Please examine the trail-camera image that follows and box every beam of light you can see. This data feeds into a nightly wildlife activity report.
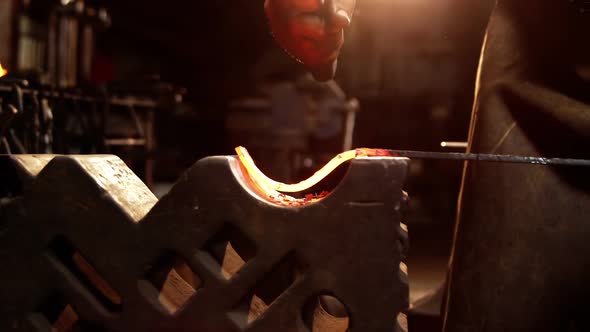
[0,62,7,78]
[235,146,393,194]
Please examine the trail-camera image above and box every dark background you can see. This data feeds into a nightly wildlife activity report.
[99,1,494,229]
[98,0,494,163]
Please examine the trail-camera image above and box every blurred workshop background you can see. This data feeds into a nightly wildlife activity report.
[0,0,495,315]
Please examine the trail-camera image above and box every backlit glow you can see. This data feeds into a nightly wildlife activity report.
[0,62,7,78]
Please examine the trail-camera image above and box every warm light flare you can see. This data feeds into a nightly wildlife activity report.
[235,146,394,195]
[0,62,7,78]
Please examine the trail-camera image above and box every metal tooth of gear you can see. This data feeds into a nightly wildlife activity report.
[395,191,410,261]
[0,154,410,332]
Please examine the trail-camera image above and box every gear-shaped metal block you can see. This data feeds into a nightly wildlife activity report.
[0,153,409,332]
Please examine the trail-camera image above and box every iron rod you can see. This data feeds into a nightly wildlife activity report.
[387,150,590,167]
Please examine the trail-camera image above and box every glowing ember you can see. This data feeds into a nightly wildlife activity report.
[0,62,7,78]
[235,146,395,198]
[264,191,330,207]
[356,148,393,157]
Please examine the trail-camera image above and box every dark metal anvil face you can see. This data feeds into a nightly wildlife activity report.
[0,153,409,332]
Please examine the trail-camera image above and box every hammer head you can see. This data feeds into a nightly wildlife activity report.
[265,0,356,81]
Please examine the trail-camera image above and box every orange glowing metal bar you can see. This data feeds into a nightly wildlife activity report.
[0,62,7,78]
[235,146,392,194]
[236,146,355,193]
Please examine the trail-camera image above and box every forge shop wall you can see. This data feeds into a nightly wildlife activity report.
[0,0,15,68]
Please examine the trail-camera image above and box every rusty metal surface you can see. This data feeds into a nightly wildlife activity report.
[0,153,409,332]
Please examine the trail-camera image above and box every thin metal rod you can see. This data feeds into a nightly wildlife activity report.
[440,141,468,149]
[387,150,590,167]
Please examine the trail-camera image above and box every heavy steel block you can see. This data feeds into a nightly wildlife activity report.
[0,153,409,332]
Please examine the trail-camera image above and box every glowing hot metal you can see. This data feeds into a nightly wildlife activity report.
[235,146,394,194]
